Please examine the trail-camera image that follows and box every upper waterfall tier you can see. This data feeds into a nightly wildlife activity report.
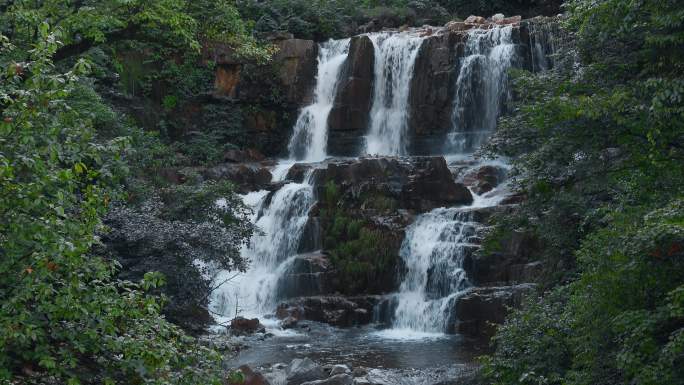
[364,32,426,156]
[446,25,518,154]
[288,39,351,162]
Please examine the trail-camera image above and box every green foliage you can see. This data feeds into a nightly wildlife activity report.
[483,1,684,384]
[320,182,398,294]
[237,0,451,40]
[0,28,232,384]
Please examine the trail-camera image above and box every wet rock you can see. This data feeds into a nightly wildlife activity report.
[401,157,473,210]
[281,316,299,329]
[230,317,266,336]
[444,21,473,32]
[453,284,535,338]
[276,296,380,327]
[327,36,375,155]
[409,33,466,152]
[286,163,314,183]
[277,253,335,298]
[287,358,327,385]
[329,365,351,376]
[461,165,507,194]
[352,368,368,378]
[302,374,353,385]
[237,365,271,385]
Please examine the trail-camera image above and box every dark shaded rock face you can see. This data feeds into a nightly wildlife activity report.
[401,157,473,210]
[203,163,273,193]
[327,36,375,155]
[313,157,472,211]
[275,39,320,105]
[408,32,466,154]
[276,296,381,327]
[452,284,535,338]
[276,253,335,298]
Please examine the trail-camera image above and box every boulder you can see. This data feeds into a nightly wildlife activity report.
[444,21,473,33]
[276,296,380,327]
[461,165,507,194]
[236,365,271,385]
[491,13,505,22]
[453,284,535,338]
[329,365,351,376]
[464,15,486,24]
[401,157,473,211]
[287,358,327,385]
[302,374,353,385]
[230,317,266,336]
[500,15,522,25]
[276,253,335,298]
[327,36,375,155]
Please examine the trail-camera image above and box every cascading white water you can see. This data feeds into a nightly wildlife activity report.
[365,32,425,156]
[447,25,517,153]
[378,208,479,337]
[210,173,315,325]
[288,39,350,162]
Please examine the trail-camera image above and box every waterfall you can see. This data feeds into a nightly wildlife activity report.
[528,18,560,73]
[365,32,425,156]
[447,25,518,153]
[288,39,350,162]
[210,173,315,325]
[377,208,480,336]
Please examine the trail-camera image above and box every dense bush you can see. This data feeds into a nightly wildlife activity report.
[482,0,684,384]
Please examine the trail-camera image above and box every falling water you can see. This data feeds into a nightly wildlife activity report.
[288,39,351,162]
[528,18,560,73]
[210,173,315,324]
[447,25,518,153]
[377,208,480,337]
[365,32,425,156]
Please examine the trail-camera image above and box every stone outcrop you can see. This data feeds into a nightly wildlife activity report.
[230,317,266,336]
[452,284,535,338]
[287,358,327,385]
[204,162,273,193]
[276,296,380,327]
[327,36,375,155]
[276,253,335,298]
[408,32,465,153]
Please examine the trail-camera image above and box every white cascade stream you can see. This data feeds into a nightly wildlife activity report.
[365,32,425,156]
[209,24,535,339]
[447,25,517,153]
[210,173,315,328]
[288,39,350,162]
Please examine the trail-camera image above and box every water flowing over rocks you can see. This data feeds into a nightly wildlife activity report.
[198,13,563,382]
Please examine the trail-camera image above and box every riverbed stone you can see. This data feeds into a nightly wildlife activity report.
[329,364,351,376]
[287,358,327,385]
[236,365,271,385]
[302,374,353,385]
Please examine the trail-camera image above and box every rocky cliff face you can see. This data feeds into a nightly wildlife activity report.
[327,36,376,155]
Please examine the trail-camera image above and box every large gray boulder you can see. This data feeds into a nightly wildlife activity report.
[287,358,327,385]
